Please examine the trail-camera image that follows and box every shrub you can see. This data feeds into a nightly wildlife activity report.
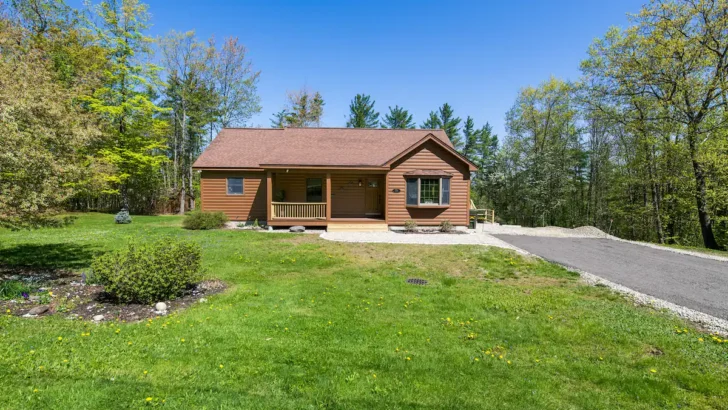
[439,219,453,233]
[404,219,417,232]
[183,211,228,230]
[115,209,132,224]
[0,280,33,300]
[91,238,204,303]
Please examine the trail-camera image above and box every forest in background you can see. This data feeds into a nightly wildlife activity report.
[0,0,726,250]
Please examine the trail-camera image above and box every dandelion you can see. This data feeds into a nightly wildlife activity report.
[698,338,704,342]
[372,374,377,378]
[146,397,153,402]
[115,329,121,334]
[650,369,657,373]
[33,389,38,393]
[48,291,54,297]
[57,336,63,341]
[406,357,411,361]
[180,338,185,343]
[128,342,133,346]
[219,364,224,369]
[535,359,540,363]
[144,370,148,375]
[474,358,479,362]
[599,357,604,361]
[507,360,512,364]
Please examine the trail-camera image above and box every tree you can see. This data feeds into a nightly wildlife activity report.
[579,0,728,249]
[0,14,99,229]
[211,36,261,129]
[277,88,325,127]
[345,94,379,128]
[381,105,414,129]
[462,116,478,159]
[420,111,441,129]
[270,110,286,128]
[83,0,167,212]
[160,30,218,214]
[437,103,462,149]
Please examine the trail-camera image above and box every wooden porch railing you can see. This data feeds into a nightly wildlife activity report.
[271,202,327,219]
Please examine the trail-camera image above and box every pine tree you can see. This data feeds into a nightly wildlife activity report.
[346,94,379,128]
[462,116,478,158]
[437,103,462,149]
[420,111,441,129]
[381,105,414,129]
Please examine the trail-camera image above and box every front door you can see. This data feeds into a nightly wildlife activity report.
[365,178,383,215]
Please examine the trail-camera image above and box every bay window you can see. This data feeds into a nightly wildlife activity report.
[405,177,451,206]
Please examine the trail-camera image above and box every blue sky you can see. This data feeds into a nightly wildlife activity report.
[103,0,643,137]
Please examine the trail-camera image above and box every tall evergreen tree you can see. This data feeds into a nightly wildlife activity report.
[381,105,414,129]
[346,94,379,128]
[462,116,478,158]
[437,103,462,149]
[278,89,325,127]
[420,111,441,129]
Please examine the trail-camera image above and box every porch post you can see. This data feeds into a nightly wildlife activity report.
[266,171,273,222]
[326,172,332,221]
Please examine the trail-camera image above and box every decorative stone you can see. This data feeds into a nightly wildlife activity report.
[154,302,167,312]
[29,295,40,302]
[289,226,305,233]
[93,314,104,322]
[27,305,49,315]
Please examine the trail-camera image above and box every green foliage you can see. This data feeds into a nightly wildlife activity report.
[345,94,379,128]
[437,103,462,148]
[420,111,441,129]
[404,219,417,232]
[114,209,132,224]
[275,89,325,127]
[439,219,453,233]
[90,238,204,303]
[0,280,33,300]
[182,211,228,230]
[381,105,415,129]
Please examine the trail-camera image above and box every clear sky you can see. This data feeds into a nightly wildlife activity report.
[100,0,645,137]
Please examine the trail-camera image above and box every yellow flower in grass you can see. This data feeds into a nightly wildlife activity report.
[128,342,133,346]
[698,338,704,342]
[507,360,512,365]
[33,389,38,393]
[406,357,411,361]
[143,370,148,375]
[219,364,224,369]
[372,374,376,378]
[650,369,657,373]
[146,397,153,402]
[180,338,185,343]
[57,336,63,341]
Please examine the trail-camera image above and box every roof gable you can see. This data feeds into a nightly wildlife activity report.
[192,127,472,169]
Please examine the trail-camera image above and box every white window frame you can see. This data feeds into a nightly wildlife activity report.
[226,177,244,195]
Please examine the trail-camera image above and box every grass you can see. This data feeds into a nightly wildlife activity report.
[0,213,726,409]
[658,243,728,257]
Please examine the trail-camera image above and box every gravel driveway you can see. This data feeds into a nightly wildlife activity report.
[493,235,728,321]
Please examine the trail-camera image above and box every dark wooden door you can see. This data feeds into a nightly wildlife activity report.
[365,178,383,215]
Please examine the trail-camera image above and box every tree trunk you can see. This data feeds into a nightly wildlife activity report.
[687,126,720,249]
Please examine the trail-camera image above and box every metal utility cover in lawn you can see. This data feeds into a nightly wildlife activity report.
[406,278,428,285]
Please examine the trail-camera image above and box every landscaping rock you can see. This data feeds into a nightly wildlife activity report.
[29,295,40,302]
[27,305,49,316]
[199,298,208,303]
[290,226,305,233]
[93,314,104,322]
[155,302,168,313]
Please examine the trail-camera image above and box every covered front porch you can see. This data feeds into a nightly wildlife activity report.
[265,169,387,226]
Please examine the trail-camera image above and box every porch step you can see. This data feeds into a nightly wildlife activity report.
[327,223,389,232]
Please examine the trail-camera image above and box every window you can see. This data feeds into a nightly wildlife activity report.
[419,179,440,204]
[405,177,451,206]
[227,178,243,195]
[306,178,323,202]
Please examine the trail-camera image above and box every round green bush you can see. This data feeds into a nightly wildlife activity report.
[183,211,229,230]
[91,238,204,303]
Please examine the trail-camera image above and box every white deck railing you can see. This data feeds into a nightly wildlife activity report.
[271,202,326,219]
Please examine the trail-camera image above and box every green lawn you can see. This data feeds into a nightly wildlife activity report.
[0,214,726,409]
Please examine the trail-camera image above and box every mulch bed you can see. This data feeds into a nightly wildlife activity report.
[1,269,225,322]
[395,230,467,235]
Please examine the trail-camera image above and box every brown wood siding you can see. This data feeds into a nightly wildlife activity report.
[386,141,470,226]
[273,173,327,203]
[200,171,267,221]
[331,174,367,217]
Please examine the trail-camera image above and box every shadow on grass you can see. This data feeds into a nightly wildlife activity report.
[0,243,99,280]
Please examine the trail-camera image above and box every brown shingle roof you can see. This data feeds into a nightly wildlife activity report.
[192,127,455,169]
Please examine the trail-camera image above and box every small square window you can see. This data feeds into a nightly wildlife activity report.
[227,178,243,195]
[419,179,440,204]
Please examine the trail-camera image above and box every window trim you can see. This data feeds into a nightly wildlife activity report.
[405,176,452,208]
[226,177,244,195]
